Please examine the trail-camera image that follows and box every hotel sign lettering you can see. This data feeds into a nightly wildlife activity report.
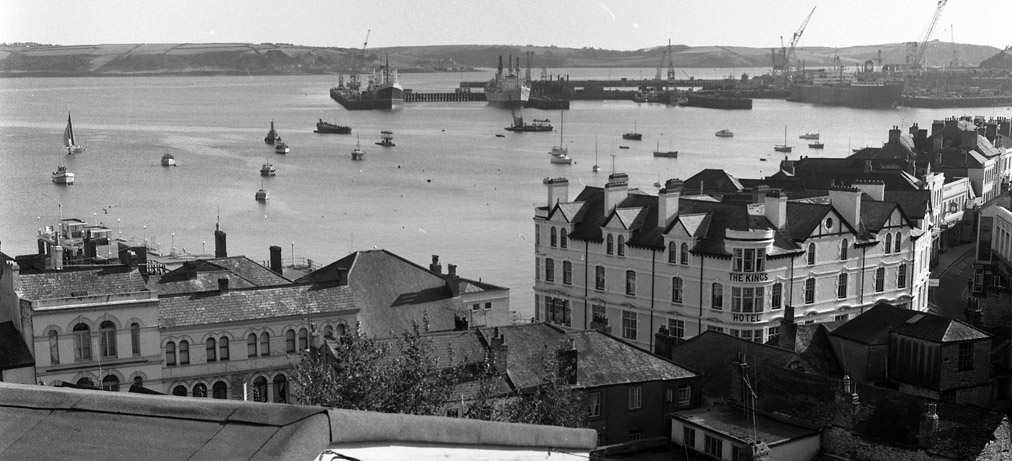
[732,313,763,323]
[729,272,769,283]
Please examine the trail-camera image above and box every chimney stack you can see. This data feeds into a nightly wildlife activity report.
[853,179,885,201]
[778,304,798,351]
[961,127,978,150]
[429,254,442,274]
[763,190,788,229]
[269,245,282,275]
[446,264,460,297]
[828,186,862,229]
[658,179,684,228]
[214,223,227,258]
[908,123,919,136]
[490,328,508,375]
[604,173,629,215]
[544,177,569,208]
[888,125,901,143]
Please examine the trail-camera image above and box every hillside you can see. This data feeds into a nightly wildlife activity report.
[0,41,1002,78]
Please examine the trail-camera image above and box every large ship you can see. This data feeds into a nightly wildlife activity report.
[788,71,905,109]
[485,55,529,108]
[329,56,404,110]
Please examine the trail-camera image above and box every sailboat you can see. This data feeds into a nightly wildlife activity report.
[64,112,85,154]
[622,121,642,140]
[255,178,269,201]
[592,136,600,172]
[351,136,365,160]
[653,140,678,158]
[774,125,792,153]
[549,109,572,164]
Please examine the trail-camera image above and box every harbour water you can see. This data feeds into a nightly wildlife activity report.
[1,70,1008,319]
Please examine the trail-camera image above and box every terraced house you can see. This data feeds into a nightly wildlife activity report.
[533,173,931,351]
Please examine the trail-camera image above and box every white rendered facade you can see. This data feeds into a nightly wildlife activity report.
[534,175,930,350]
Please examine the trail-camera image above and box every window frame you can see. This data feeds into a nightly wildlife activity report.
[875,267,885,292]
[622,310,638,340]
[680,242,689,265]
[837,273,848,299]
[562,260,573,285]
[704,434,723,457]
[560,228,568,249]
[178,340,190,365]
[595,265,605,290]
[625,270,636,296]
[671,276,683,303]
[712,283,723,309]
[206,338,217,362]
[130,322,141,356]
[898,264,907,289]
[166,340,176,366]
[219,336,229,361]
[545,258,555,282]
[771,282,782,310]
[73,323,92,362]
[48,329,60,365]
[807,243,816,265]
[298,327,309,350]
[628,386,642,410]
[588,391,602,418]
[958,342,974,371]
[840,238,849,260]
[550,226,557,247]
[617,235,626,256]
[286,330,296,353]
[606,234,614,255]
[804,278,816,304]
[260,332,270,357]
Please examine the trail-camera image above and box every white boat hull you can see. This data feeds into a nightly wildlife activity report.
[486,85,530,108]
[52,172,74,184]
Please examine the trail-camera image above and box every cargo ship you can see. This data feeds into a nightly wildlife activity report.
[485,55,529,108]
[788,73,905,109]
[329,57,404,111]
[682,92,753,110]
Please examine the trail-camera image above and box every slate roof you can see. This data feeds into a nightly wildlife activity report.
[475,324,696,391]
[0,382,597,460]
[159,283,356,328]
[684,169,745,193]
[297,249,464,336]
[827,303,987,346]
[0,322,34,371]
[16,266,151,301]
[151,257,292,295]
[884,190,932,219]
[892,312,990,343]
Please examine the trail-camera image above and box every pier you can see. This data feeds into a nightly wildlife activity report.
[404,91,486,102]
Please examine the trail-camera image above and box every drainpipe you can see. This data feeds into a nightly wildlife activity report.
[650,248,657,351]
[789,255,795,308]
[584,240,590,330]
[698,254,705,335]
[860,246,867,312]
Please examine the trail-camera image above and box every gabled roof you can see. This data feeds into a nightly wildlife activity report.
[475,324,695,391]
[884,190,932,219]
[16,266,150,301]
[784,201,833,241]
[830,303,920,345]
[151,257,292,295]
[860,198,904,233]
[669,331,810,397]
[159,283,356,328]
[684,169,744,193]
[297,250,464,335]
[892,312,990,343]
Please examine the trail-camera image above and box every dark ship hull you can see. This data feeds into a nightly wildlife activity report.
[789,82,905,109]
[329,84,404,111]
[683,93,753,110]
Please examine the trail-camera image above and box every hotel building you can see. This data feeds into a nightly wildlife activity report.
[533,174,931,350]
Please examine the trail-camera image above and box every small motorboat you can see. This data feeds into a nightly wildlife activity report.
[799,132,820,140]
[255,188,269,201]
[622,122,642,141]
[52,165,75,185]
[161,153,177,166]
[809,142,825,149]
[618,145,630,150]
[351,137,365,160]
[495,134,505,138]
[715,129,734,138]
[260,163,276,176]
[275,139,289,154]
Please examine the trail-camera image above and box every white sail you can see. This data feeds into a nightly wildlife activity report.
[64,113,74,148]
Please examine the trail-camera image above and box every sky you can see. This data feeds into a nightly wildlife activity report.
[1,0,1008,51]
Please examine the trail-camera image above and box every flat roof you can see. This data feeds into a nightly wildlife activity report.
[671,406,818,446]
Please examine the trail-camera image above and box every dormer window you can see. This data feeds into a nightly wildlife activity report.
[680,243,689,265]
[550,227,558,247]
[560,229,568,249]
[607,235,614,255]
[885,233,892,254]
[618,235,626,256]
[840,239,848,260]
[732,248,765,273]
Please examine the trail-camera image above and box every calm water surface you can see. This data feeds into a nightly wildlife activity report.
[1,70,1008,318]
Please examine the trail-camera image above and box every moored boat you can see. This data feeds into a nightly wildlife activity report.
[275,140,289,154]
[788,72,905,109]
[622,122,642,140]
[52,165,74,185]
[504,101,552,132]
[264,121,279,144]
[161,153,176,166]
[485,55,530,108]
[774,125,792,152]
[260,163,276,176]
[255,188,269,201]
[715,129,734,138]
[808,142,825,149]
[375,131,395,147]
[653,141,678,158]
[549,109,571,165]
[315,119,352,134]
[799,132,820,140]
[351,137,365,160]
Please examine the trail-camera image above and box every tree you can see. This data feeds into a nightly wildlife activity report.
[491,345,587,428]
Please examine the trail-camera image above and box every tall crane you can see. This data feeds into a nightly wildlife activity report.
[787,7,816,75]
[908,0,947,69]
[362,29,370,53]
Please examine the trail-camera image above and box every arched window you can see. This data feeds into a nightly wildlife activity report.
[247,333,258,358]
[560,228,568,249]
[130,322,141,356]
[885,233,892,254]
[875,267,885,292]
[625,270,636,296]
[178,340,190,365]
[133,376,143,388]
[680,243,689,265]
[219,336,230,361]
[335,324,346,337]
[172,385,187,397]
[668,242,678,263]
[48,329,60,365]
[837,273,848,299]
[804,278,816,304]
[286,330,296,352]
[807,243,816,265]
[260,332,270,356]
[102,375,120,392]
[212,381,228,399]
[595,265,605,290]
[73,323,92,362]
[606,235,614,255]
[617,235,626,256]
[894,232,901,253]
[712,283,723,309]
[672,277,683,303]
[898,264,908,288]
[545,258,555,282]
[562,261,572,285]
[165,341,176,366]
[840,239,848,260]
[298,328,309,350]
[273,375,288,403]
[324,325,334,339]
[206,338,217,362]
[550,227,557,247]
[77,377,96,388]
[99,320,117,358]
[193,383,208,398]
[253,376,269,402]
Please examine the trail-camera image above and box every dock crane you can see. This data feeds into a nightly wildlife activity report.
[907,0,947,69]
[362,29,370,53]
[787,6,816,75]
